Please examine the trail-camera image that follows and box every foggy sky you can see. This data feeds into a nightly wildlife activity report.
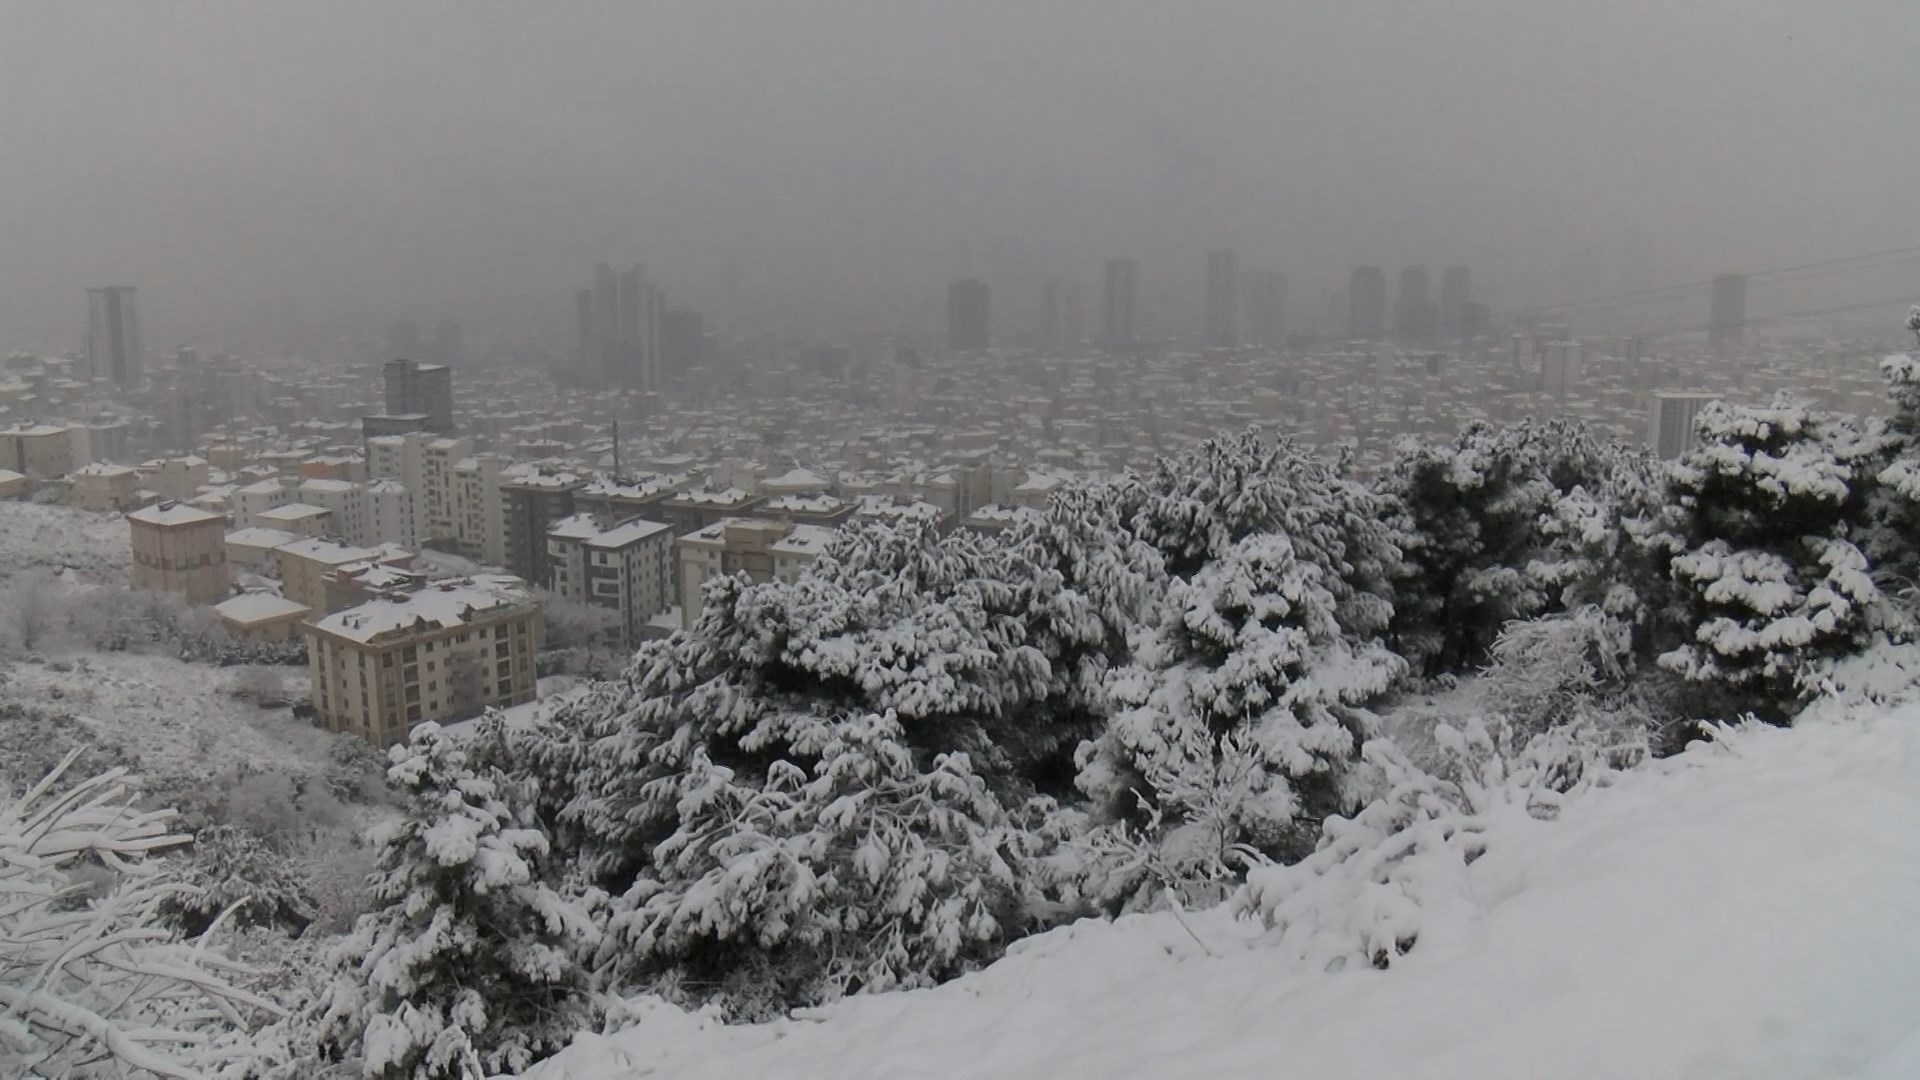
[4,0,1917,354]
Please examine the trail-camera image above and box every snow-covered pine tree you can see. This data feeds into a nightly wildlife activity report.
[601,711,1027,1018]
[1383,418,1665,675]
[1657,394,1898,711]
[1866,349,1920,595]
[315,722,598,1079]
[1072,531,1407,910]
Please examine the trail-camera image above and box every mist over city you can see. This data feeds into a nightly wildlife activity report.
[3,4,1919,1079]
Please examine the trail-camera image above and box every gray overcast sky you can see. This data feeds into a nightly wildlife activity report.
[3,0,1916,352]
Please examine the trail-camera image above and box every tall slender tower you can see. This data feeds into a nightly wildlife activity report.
[86,286,142,386]
[1347,267,1387,340]
[1205,248,1240,346]
[1439,265,1472,342]
[1102,257,1138,347]
[947,279,990,352]
[1395,265,1434,342]
[1709,273,1748,354]
[1243,269,1288,348]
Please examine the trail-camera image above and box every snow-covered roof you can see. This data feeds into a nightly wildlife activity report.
[224,526,300,550]
[255,502,330,522]
[235,478,287,495]
[297,478,357,494]
[770,523,837,557]
[127,502,222,528]
[588,518,672,548]
[548,513,604,541]
[669,486,756,506]
[214,592,310,624]
[308,576,533,644]
[73,462,136,478]
[761,466,830,491]
[277,537,377,565]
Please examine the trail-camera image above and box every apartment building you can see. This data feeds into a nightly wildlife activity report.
[277,537,385,611]
[365,478,416,549]
[1,424,76,480]
[223,526,299,575]
[421,437,469,546]
[573,473,689,528]
[296,478,370,545]
[128,501,230,603]
[547,513,674,643]
[502,469,585,586]
[676,517,834,629]
[213,592,312,642]
[70,462,140,511]
[232,478,291,529]
[451,453,508,565]
[305,575,540,747]
[254,502,333,539]
[142,456,209,502]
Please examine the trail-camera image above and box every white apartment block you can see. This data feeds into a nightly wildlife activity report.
[365,478,417,549]
[232,478,291,529]
[297,478,370,545]
[547,513,675,643]
[452,453,508,566]
[422,437,470,546]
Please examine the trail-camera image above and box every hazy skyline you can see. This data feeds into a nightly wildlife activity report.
[5,0,1917,353]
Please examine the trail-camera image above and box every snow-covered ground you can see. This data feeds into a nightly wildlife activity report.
[0,502,130,584]
[524,708,1920,1080]
[0,651,330,790]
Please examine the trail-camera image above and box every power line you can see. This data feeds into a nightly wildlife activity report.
[1629,294,1917,341]
[1492,242,1920,322]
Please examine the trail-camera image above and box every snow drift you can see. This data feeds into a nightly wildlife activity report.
[522,706,1920,1080]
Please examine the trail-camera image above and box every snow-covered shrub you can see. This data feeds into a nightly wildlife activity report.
[600,711,1031,1019]
[0,751,281,1077]
[1480,606,1638,736]
[1382,419,1666,675]
[1657,394,1900,712]
[1239,716,1640,971]
[226,665,289,707]
[315,722,599,1079]
[161,823,314,936]
[1071,532,1407,911]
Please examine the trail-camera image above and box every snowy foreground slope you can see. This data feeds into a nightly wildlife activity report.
[522,710,1920,1080]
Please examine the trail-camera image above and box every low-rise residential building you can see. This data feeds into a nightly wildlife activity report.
[224,526,300,575]
[304,576,541,746]
[213,592,312,642]
[70,462,141,511]
[232,478,291,529]
[0,469,25,499]
[254,502,334,539]
[276,537,383,611]
[143,456,209,502]
[676,517,832,628]
[128,501,230,603]
[1,424,76,480]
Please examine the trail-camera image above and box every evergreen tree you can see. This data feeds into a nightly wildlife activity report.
[1383,418,1665,675]
[1657,394,1898,711]
[1072,532,1407,909]
[315,723,597,1079]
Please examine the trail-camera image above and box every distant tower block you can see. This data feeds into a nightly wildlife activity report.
[1709,274,1748,355]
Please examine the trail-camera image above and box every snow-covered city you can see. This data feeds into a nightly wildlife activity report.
[4,4,1919,1078]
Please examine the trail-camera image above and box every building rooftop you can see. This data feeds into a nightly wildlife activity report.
[770,523,838,557]
[214,592,311,624]
[74,462,136,478]
[255,503,330,523]
[297,478,357,493]
[127,501,223,528]
[224,526,300,550]
[588,517,673,548]
[308,575,532,645]
[277,537,378,565]
[548,512,603,541]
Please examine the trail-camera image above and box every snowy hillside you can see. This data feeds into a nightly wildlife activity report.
[0,502,130,583]
[524,709,1920,1080]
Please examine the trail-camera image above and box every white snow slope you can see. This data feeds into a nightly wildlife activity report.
[525,708,1920,1080]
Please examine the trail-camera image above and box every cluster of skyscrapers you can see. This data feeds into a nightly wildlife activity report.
[575,263,664,392]
[1344,264,1485,344]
